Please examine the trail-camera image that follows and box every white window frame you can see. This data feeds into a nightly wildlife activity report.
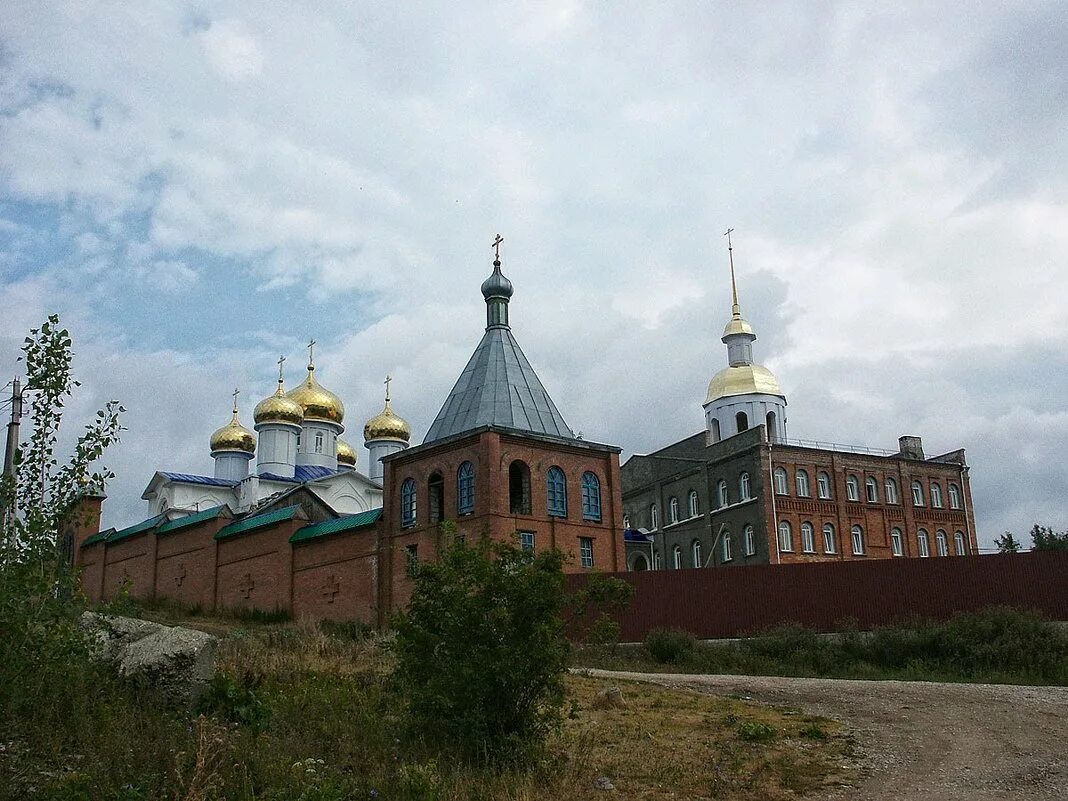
[740,472,751,500]
[796,469,810,497]
[314,431,324,454]
[744,525,755,556]
[912,481,925,506]
[653,550,662,570]
[519,531,536,552]
[931,483,944,509]
[669,496,679,524]
[917,529,930,557]
[672,545,682,570]
[885,477,899,504]
[622,514,630,529]
[717,480,728,508]
[865,476,878,503]
[851,525,865,555]
[822,523,837,554]
[817,471,831,499]
[692,539,703,568]
[778,521,793,552]
[891,528,904,556]
[936,529,948,557]
[948,483,961,509]
[774,468,789,496]
[846,475,860,502]
[722,533,732,562]
[954,530,966,555]
[688,490,699,518]
[579,536,594,568]
[650,504,659,530]
[801,522,815,553]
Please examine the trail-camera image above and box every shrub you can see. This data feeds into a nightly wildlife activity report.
[393,532,570,766]
[198,670,271,731]
[734,719,777,742]
[644,628,697,664]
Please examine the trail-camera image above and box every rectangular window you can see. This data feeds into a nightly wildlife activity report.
[519,531,535,552]
[579,537,594,568]
[405,544,418,577]
[314,432,324,454]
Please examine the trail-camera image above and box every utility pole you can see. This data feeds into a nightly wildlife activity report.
[2,377,23,526]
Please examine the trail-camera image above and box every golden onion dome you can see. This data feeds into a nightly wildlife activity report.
[209,407,256,454]
[705,364,784,404]
[336,438,357,467]
[364,398,411,443]
[287,365,345,424]
[254,382,305,427]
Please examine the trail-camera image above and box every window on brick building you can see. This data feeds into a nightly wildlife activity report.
[722,532,732,562]
[823,522,837,554]
[801,522,815,553]
[744,524,756,556]
[948,483,962,509]
[547,466,567,518]
[717,479,729,508]
[817,471,832,499]
[954,530,966,555]
[931,483,944,509]
[457,462,475,515]
[692,539,703,567]
[669,496,679,524]
[653,550,663,569]
[509,460,532,515]
[650,504,659,530]
[672,545,682,569]
[846,475,860,501]
[736,411,749,433]
[688,490,699,517]
[740,471,751,500]
[428,472,444,524]
[401,478,417,527]
[796,469,811,497]
[917,528,930,557]
[579,536,594,568]
[519,531,535,552]
[936,529,948,556]
[778,521,793,552]
[891,528,904,556]
[766,411,778,442]
[912,481,925,507]
[582,472,602,522]
[885,477,899,504]
[774,467,789,495]
[866,476,879,503]
[405,544,419,577]
[851,525,865,555]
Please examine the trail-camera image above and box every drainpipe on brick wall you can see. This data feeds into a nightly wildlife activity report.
[959,464,973,554]
[768,440,781,565]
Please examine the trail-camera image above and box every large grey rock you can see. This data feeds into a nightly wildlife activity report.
[80,612,217,707]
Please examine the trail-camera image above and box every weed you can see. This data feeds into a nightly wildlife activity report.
[735,720,778,742]
[644,628,697,664]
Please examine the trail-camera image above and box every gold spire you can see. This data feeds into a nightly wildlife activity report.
[254,355,305,426]
[210,389,256,453]
[363,374,411,442]
[287,340,345,423]
[721,228,755,338]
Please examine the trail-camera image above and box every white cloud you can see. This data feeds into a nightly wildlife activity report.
[198,20,265,83]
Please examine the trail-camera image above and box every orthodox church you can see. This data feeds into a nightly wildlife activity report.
[140,348,412,519]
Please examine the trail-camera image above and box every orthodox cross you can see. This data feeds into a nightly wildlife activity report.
[384,374,392,403]
[322,574,341,604]
[174,563,187,588]
[239,573,255,599]
[492,233,504,261]
[232,387,240,414]
[723,227,734,250]
[277,354,286,382]
[307,339,316,367]
[723,227,740,312]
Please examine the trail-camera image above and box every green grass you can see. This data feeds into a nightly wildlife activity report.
[574,606,1068,686]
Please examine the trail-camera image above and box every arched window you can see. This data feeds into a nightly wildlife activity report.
[891,527,904,556]
[822,523,837,554]
[722,532,732,562]
[917,528,930,557]
[509,460,531,515]
[717,479,728,508]
[936,529,948,556]
[653,550,662,570]
[885,477,899,504]
[739,472,751,500]
[774,467,789,495]
[581,472,602,521]
[954,530,966,555]
[865,476,879,503]
[736,411,749,433]
[546,466,567,518]
[428,472,444,523]
[688,490,699,518]
[778,521,793,552]
[801,522,815,553]
[931,483,944,509]
[846,475,860,501]
[631,553,649,571]
[650,504,659,530]
[622,514,630,529]
[314,431,324,454]
[851,525,865,555]
[912,481,925,507]
[766,411,778,442]
[672,545,682,570]
[692,539,703,568]
[457,462,475,516]
[710,418,721,443]
[817,471,832,499]
[796,469,811,497]
[744,525,755,556]
[948,483,961,509]
[401,478,417,527]
[669,496,679,524]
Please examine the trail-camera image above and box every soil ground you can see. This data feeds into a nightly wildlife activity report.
[579,669,1068,801]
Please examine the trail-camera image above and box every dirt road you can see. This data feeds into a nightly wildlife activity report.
[579,669,1068,800]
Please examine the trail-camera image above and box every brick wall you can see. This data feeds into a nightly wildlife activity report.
[154,520,225,610]
[215,521,301,613]
[292,530,378,624]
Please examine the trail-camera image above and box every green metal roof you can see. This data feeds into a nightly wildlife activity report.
[107,513,168,544]
[290,508,382,544]
[156,505,230,535]
[214,504,304,541]
[81,528,115,547]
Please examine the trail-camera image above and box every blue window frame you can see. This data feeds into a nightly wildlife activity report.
[401,478,417,527]
[519,531,535,552]
[457,461,475,515]
[581,471,602,521]
[579,536,594,568]
[547,466,567,517]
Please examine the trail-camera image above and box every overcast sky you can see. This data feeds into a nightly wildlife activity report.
[2,2,1066,547]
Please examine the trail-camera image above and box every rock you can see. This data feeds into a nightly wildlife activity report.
[595,776,616,790]
[592,686,626,710]
[80,612,217,708]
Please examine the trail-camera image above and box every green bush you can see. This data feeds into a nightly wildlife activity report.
[393,532,570,766]
[643,628,697,664]
[198,670,271,731]
[734,719,777,742]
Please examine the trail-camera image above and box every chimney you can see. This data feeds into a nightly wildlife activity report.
[898,436,924,460]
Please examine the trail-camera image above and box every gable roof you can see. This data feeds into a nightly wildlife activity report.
[159,472,237,487]
[290,508,382,544]
[81,527,115,547]
[107,512,168,544]
[214,504,305,541]
[424,327,573,443]
[156,504,231,535]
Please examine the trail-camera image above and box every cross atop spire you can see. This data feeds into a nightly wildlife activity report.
[491,233,504,265]
[307,339,316,370]
[277,355,286,382]
[724,227,741,318]
[384,374,392,404]
[231,387,240,418]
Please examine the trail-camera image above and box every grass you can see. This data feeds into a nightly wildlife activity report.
[1,612,852,800]
[574,607,1068,686]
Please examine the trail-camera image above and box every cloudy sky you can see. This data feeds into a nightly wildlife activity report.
[2,2,1066,547]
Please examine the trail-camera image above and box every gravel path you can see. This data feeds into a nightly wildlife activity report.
[577,669,1068,800]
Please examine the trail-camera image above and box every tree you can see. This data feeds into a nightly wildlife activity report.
[994,532,1022,553]
[1030,524,1068,551]
[393,529,570,765]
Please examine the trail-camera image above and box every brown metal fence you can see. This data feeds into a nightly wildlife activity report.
[567,551,1068,642]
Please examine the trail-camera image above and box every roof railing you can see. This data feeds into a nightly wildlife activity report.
[774,437,898,457]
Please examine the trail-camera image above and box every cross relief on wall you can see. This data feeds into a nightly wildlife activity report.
[239,573,255,599]
[322,575,340,604]
[174,563,187,588]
